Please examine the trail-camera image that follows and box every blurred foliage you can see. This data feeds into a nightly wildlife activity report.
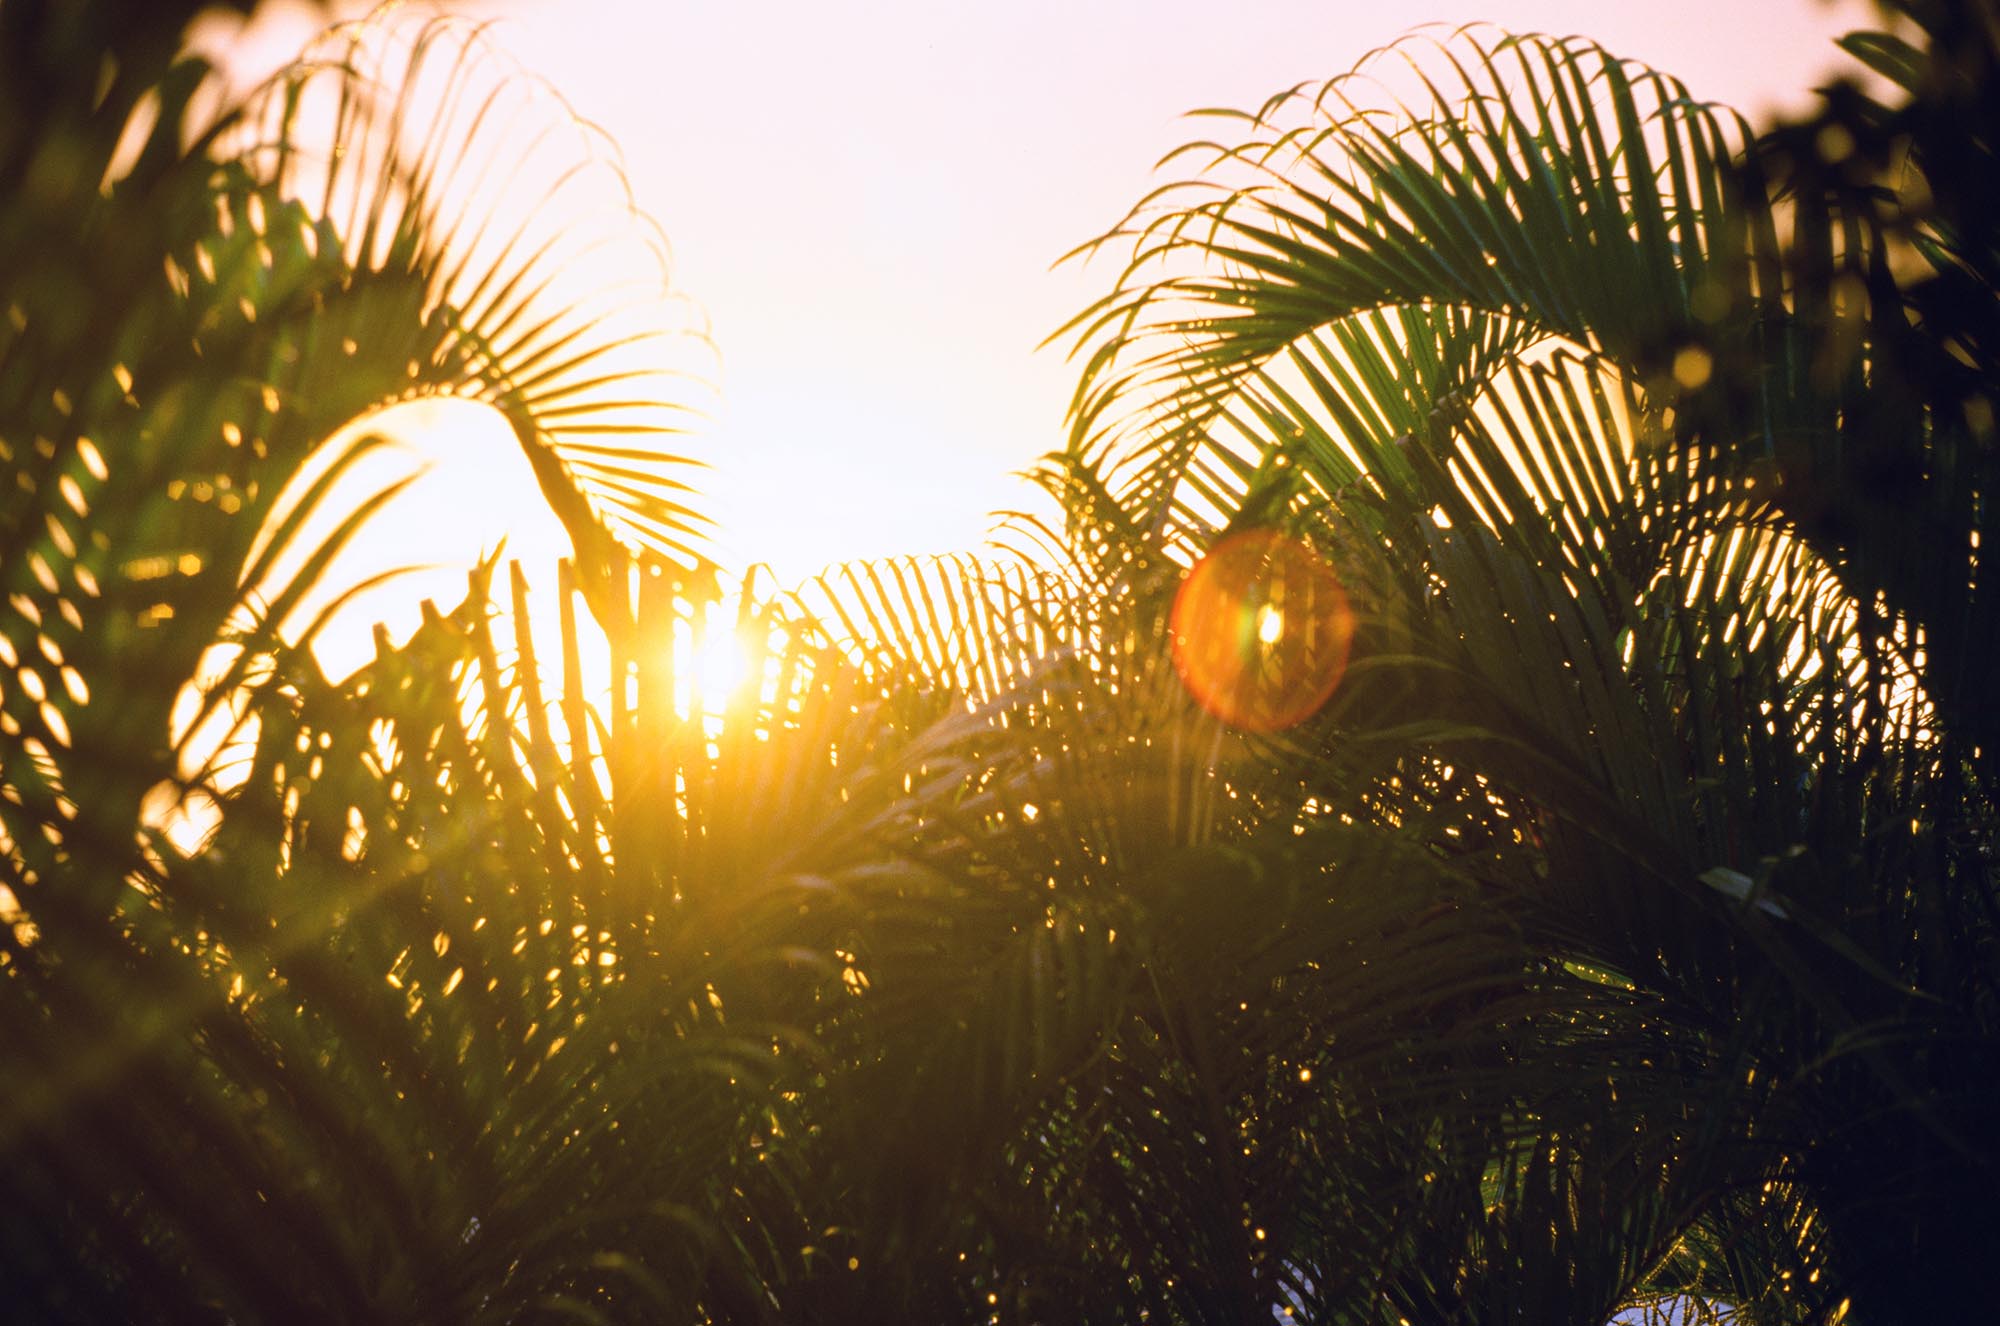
[3,1,1997,1324]
[1689,0,2000,797]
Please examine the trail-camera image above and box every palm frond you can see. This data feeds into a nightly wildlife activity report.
[224,9,715,572]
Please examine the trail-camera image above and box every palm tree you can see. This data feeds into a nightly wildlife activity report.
[0,5,814,1320]
[9,2,1995,1322]
[1003,16,1999,1323]
[714,15,1990,1323]
[1700,0,2000,793]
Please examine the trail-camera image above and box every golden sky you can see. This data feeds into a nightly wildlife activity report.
[196,0,1877,672]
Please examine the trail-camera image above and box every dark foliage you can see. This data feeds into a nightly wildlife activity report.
[3,2,1996,1323]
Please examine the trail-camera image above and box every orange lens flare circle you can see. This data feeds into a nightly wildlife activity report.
[1170,529,1354,732]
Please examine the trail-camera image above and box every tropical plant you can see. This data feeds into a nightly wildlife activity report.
[1011,12,1999,1323]
[0,4,813,1320]
[1700,0,2000,788]
[8,1,1996,1323]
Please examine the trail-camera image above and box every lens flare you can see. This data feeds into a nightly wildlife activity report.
[1170,529,1354,732]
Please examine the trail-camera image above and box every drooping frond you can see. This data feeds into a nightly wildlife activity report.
[224,9,715,570]
[1056,27,1752,533]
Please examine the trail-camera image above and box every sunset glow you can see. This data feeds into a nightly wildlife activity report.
[14,0,1987,1315]
[197,0,1874,625]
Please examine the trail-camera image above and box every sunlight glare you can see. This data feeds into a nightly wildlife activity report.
[693,622,751,705]
[1171,528,1354,733]
[250,397,574,681]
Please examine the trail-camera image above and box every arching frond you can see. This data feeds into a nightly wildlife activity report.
[225,9,714,569]
[1057,27,1752,530]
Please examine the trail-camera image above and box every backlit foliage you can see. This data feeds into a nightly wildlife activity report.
[4,2,1996,1324]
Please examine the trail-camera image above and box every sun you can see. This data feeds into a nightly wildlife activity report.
[691,620,752,707]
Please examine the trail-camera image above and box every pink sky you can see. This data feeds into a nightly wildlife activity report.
[202,0,1879,603]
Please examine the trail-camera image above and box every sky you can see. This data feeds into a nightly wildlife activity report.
[196,0,1879,667]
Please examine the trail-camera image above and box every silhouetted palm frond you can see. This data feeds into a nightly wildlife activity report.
[0,5,728,1319]
[1037,22,1996,1322]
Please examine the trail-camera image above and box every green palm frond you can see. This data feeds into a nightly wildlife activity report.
[1009,20,1998,1321]
[8,4,1996,1322]
[1057,29,1749,493]
[225,10,714,571]
[2,4,730,1318]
